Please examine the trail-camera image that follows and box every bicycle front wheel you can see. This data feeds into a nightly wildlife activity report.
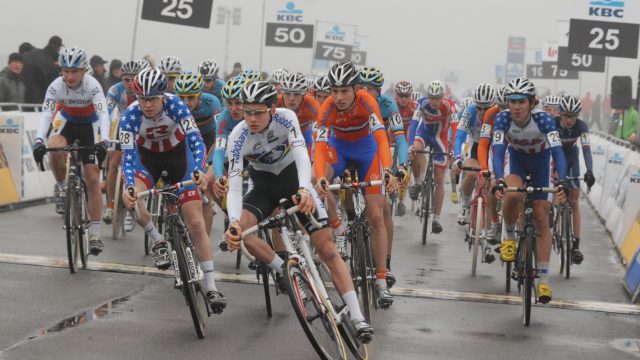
[112,169,125,240]
[471,198,483,277]
[563,206,573,279]
[420,180,431,246]
[350,222,371,323]
[522,228,534,327]
[284,259,347,360]
[172,226,206,339]
[65,183,80,273]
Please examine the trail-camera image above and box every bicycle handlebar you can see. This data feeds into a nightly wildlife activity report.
[326,179,384,191]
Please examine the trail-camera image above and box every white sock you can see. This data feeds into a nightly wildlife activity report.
[268,254,284,275]
[505,224,516,240]
[433,215,440,222]
[375,279,386,287]
[200,260,218,292]
[143,221,163,243]
[461,193,471,207]
[57,180,66,189]
[538,262,549,284]
[343,290,365,322]
[89,221,101,236]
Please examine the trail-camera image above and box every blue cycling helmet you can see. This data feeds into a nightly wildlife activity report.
[358,66,384,87]
[59,46,87,69]
[222,75,249,100]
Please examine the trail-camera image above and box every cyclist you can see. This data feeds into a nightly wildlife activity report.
[407,80,458,234]
[313,62,398,308]
[358,66,409,286]
[542,95,561,118]
[174,71,223,235]
[313,76,331,105]
[278,72,320,156]
[449,96,474,204]
[159,56,182,93]
[102,59,147,224]
[394,81,417,136]
[197,59,225,100]
[120,68,227,312]
[210,76,248,244]
[452,83,495,228]
[492,77,568,304]
[240,68,263,84]
[32,46,110,255]
[411,90,422,102]
[268,68,288,95]
[555,95,595,264]
[476,86,509,243]
[220,81,374,342]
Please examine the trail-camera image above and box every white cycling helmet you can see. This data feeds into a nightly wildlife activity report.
[506,77,536,100]
[121,60,145,75]
[280,73,308,93]
[59,46,87,69]
[559,96,582,114]
[542,95,561,108]
[197,59,219,79]
[495,85,509,106]
[460,96,474,112]
[269,68,289,84]
[133,68,167,97]
[137,58,151,71]
[327,62,359,87]
[159,56,182,74]
[411,91,422,101]
[241,81,278,107]
[314,76,331,93]
[426,80,446,98]
[473,83,496,107]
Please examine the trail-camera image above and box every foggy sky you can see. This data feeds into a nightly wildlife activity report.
[1,0,638,98]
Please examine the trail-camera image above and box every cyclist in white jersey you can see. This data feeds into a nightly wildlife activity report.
[32,47,111,255]
[220,81,374,343]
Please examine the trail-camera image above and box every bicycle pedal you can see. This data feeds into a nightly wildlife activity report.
[248,261,258,271]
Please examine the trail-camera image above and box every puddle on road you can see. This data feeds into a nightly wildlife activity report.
[611,339,640,357]
[30,294,132,339]
[1,291,139,354]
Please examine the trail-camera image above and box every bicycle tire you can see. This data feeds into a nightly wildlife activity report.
[362,223,378,311]
[65,181,80,274]
[556,207,565,275]
[112,169,125,240]
[350,222,371,323]
[522,226,534,327]
[171,225,206,339]
[284,259,347,360]
[143,194,154,255]
[260,229,274,317]
[505,261,512,293]
[420,176,431,246]
[471,197,483,277]
[564,206,573,279]
[78,181,89,269]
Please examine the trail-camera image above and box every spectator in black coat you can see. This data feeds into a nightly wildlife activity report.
[90,55,108,93]
[21,35,63,103]
[105,59,122,89]
[19,42,34,54]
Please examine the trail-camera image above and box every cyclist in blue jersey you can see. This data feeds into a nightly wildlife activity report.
[542,95,561,118]
[357,66,409,287]
[159,56,182,93]
[175,71,222,235]
[555,96,595,265]
[210,76,248,244]
[450,96,474,204]
[198,59,225,101]
[452,83,501,244]
[492,77,568,304]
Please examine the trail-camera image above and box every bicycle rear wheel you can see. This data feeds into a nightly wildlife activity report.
[78,182,89,269]
[172,226,206,339]
[65,182,80,273]
[260,229,274,317]
[285,259,347,360]
[350,223,371,323]
[471,198,483,277]
[522,227,534,327]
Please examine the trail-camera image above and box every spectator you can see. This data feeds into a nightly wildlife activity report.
[614,106,638,141]
[21,35,63,103]
[105,59,122,89]
[581,92,592,123]
[90,55,108,92]
[143,54,156,68]
[0,53,26,103]
[226,62,242,80]
[592,94,603,131]
[18,42,34,54]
